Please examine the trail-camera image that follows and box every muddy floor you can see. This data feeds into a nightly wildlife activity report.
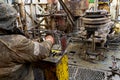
[67,42,120,80]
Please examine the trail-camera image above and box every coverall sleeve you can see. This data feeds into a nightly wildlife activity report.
[12,36,52,63]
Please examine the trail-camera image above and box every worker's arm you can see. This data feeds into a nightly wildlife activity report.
[11,35,54,63]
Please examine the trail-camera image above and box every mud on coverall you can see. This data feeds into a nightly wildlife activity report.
[0,35,52,80]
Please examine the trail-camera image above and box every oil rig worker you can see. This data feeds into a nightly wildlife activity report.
[0,2,54,80]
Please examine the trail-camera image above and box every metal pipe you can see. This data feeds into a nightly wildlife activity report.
[94,0,98,11]
[58,0,75,26]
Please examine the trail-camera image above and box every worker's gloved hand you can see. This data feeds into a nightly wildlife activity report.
[45,35,54,44]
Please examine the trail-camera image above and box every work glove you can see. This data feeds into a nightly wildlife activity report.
[45,35,54,44]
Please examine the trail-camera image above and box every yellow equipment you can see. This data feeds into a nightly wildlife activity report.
[34,50,69,80]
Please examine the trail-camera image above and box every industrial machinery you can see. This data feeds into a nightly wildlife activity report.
[29,0,119,80]
[81,10,113,60]
[29,30,69,80]
[35,0,114,62]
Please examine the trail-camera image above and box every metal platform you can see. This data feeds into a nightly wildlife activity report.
[67,36,120,80]
[69,65,105,80]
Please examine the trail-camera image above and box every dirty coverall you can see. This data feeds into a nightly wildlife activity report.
[0,2,53,80]
[0,34,52,80]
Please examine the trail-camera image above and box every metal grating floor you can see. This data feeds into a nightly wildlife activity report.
[69,65,105,80]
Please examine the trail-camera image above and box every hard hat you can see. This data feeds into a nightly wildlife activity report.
[0,2,17,30]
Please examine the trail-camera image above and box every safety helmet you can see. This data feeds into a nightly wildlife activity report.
[0,2,17,30]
